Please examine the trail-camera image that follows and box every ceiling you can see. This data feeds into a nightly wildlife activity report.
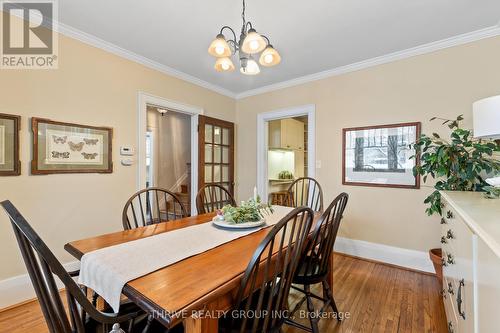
[57,0,500,96]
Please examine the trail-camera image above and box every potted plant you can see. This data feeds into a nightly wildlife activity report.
[410,115,500,284]
[278,170,294,180]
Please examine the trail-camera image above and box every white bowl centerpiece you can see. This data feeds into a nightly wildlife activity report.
[212,195,274,229]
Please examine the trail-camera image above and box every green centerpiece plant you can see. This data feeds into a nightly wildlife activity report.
[218,196,274,224]
[411,115,500,216]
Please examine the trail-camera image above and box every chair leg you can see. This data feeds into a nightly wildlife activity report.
[127,318,135,333]
[141,314,154,333]
[321,279,340,321]
[304,285,319,333]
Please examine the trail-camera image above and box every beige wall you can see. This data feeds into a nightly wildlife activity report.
[0,30,235,281]
[236,36,500,252]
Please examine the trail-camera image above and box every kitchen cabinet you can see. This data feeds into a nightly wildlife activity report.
[269,119,304,151]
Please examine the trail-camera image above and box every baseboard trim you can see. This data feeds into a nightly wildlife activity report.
[334,237,434,274]
[334,252,436,276]
[0,261,80,310]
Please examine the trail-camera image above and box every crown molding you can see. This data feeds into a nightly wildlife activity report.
[235,24,500,99]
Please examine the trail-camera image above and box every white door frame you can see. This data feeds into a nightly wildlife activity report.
[137,92,203,215]
[256,104,316,201]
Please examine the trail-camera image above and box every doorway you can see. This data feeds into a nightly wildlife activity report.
[256,105,315,202]
[146,105,192,211]
[137,92,236,216]
[137,92,203,216]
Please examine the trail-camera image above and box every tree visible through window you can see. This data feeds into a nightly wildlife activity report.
[346,126,414,173]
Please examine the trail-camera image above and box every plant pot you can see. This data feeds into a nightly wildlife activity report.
[429,248,443,286]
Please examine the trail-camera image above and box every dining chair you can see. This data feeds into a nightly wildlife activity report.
[0,200,143,333]
[289,192,349,333]
[287,177,324,212]
[122,187,188,230]
[196,184,236,214]
[221,206,314,333]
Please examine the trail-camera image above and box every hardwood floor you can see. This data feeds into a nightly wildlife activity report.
[285,254,447,333]
[0,254,447,333]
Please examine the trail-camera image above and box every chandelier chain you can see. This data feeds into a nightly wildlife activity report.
[241,0,246,34]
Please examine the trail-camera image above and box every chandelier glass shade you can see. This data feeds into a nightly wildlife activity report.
[214,57,235,72]
[208,0,281,75]
[208,34,232,58]
[259,45,281,67]
[240,58,260,75]
[241,29,267,54]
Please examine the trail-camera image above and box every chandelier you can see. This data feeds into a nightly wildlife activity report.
[208,0,281,75]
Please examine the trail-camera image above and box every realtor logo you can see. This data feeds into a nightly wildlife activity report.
[1,0,58,69]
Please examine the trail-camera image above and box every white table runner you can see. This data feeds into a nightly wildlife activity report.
[78,205,293,312]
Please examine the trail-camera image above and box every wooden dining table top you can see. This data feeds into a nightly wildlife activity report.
[64,211,321,330]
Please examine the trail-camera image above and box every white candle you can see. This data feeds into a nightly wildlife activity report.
[253,186,257,201]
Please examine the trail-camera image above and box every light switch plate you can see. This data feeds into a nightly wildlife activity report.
[316,160,322,169]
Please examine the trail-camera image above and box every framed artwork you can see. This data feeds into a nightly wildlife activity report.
[342,122,421,189]
[31,118,113,174]
[0,113,21,176]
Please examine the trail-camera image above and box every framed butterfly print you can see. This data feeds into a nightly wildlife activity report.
[0,113,21,176]
[31,118,113,174]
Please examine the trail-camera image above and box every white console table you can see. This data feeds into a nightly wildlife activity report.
[440,191,500,333]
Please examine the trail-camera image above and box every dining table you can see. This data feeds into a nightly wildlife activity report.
[64,210,330,333]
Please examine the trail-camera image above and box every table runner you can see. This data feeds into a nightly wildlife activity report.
[78,205,293,312]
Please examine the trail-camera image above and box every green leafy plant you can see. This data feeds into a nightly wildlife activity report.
[278,170,294,180]
[219,196,274,223]
[411,115,500,216]
[484,186,500,199]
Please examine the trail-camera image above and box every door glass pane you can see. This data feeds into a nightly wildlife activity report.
[205,144,212,163]
[222,166,229,182]
[213,165,221,182]
[214,126,221,144]
[205,165,212,182]
[222,128,229,145]
[205,125,213,143]
[222,147,229,163]
[214,145,221,163]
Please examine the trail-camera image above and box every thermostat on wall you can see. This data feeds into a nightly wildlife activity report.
[120,146,135,156]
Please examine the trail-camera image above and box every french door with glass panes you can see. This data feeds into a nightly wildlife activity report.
[198,115,235,196]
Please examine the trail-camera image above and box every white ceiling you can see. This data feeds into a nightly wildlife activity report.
[57,0,500,95]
